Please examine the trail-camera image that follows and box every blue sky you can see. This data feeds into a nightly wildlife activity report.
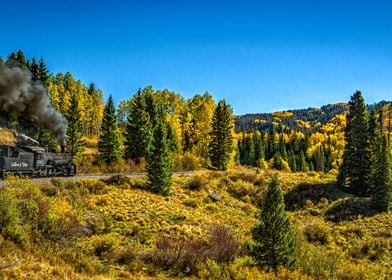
[1,0,391,114]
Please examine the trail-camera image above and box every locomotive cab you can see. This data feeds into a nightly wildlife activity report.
[0,145,34,178]
[0,145,76,179]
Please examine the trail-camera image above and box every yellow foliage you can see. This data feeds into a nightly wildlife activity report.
[0,127,15,144]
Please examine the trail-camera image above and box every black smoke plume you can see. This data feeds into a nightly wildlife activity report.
[0,61,67,145]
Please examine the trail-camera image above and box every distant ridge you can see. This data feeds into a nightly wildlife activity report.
[235,101,391,133]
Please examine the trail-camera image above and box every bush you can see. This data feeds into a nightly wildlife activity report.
[229,172,258,184]
[86,233,120,257]
[303,221,330,245]
[41,184,58,197]
[297,244,341,279]
[227,180,258,201]
[104,174,131,186]
[206,224,242,263]
[174,152,201,171]
[144,224,242,275]
[145,236,206,275]
[0,190,27,244]
[186,175,207,191]
[40,198,82,240]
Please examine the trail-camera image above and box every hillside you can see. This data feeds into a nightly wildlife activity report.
[235,103,349,133]
[235,101,391,133]
[0,171,391,279]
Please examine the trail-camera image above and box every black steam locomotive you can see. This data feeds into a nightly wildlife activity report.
[0,145,75,179]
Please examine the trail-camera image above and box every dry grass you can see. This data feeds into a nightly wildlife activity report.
[0,170,390,279]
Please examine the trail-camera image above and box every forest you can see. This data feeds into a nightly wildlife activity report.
[0,50,391,279]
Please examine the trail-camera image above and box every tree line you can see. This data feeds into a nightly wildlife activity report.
[1,51,390,204]
[0,50,104,149]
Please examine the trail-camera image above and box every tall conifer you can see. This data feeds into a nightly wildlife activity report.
[372,133,392,211]
[66,94,85,160]
[124,90,153,163]
[98,95,122,164]
[146,115,173,196]
[208,99,234,170]
[251,175,296,271]
[337,91,371,194]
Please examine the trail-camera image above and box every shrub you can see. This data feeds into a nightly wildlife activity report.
[303,221,330,245]
[186,175,207,191]
[145,236,206,275]
[227,180,258,201]
[145,224,241,275]
[86,233,120,257]
[183,199,198,208]
[103,174,131,186]
[229,172,258,184]
[297,244,341,279]
[41,184,58,197]
[174,152,201,171]
[206,224,242,263]
[40,198,81,240]
[0,190,27,244]
[111,246,136,265]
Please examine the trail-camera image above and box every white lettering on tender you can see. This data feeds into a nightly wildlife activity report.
[10,162,29,167]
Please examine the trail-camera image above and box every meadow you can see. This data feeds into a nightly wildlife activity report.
[0,170,390,279]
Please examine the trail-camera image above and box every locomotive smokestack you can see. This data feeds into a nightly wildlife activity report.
[0,61,68,146]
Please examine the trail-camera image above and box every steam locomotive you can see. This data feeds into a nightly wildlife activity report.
[0,145,75,179]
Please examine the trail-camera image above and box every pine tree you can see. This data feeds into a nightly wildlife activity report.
[248,136,255,166]
[253,130,265,167]
[146,116,172,196]
[251,175,296,271]
[297,150,307,172]
[37,56,50,85]
[66,94,85,160]
[15,50,29,69]
[337,91,372,194]
[209,99,234,170]
[98,95,122,164]
[29,57,39,80]
[372,133,392,211]
[124,90,153,164]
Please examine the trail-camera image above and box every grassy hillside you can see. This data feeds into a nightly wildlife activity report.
[0,171,390,279]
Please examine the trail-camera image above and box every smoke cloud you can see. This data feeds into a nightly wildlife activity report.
[0,61,67,145]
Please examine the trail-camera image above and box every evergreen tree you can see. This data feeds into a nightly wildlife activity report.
[98,95,122,164]
[124,90,153,164]
[372,133,392,211]
[15,50,29,69]
[253,130,264,167]
[209,100,234,170]
[297,151,307,172]
[146,116,172,196]
[66,94,85,160]
[251,175,296,271]
[33,129,57,148]
[37,56,50,85]
[272,152,284,170]
[166,122,179,153]
[288,150,297,172]
[248,136,255,166]
[337,91,372,194]
[29,57,39,80]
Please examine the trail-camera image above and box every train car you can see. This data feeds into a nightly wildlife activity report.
[0,144,75,179]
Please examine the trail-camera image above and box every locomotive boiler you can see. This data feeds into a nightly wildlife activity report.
[0,145,75,179]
